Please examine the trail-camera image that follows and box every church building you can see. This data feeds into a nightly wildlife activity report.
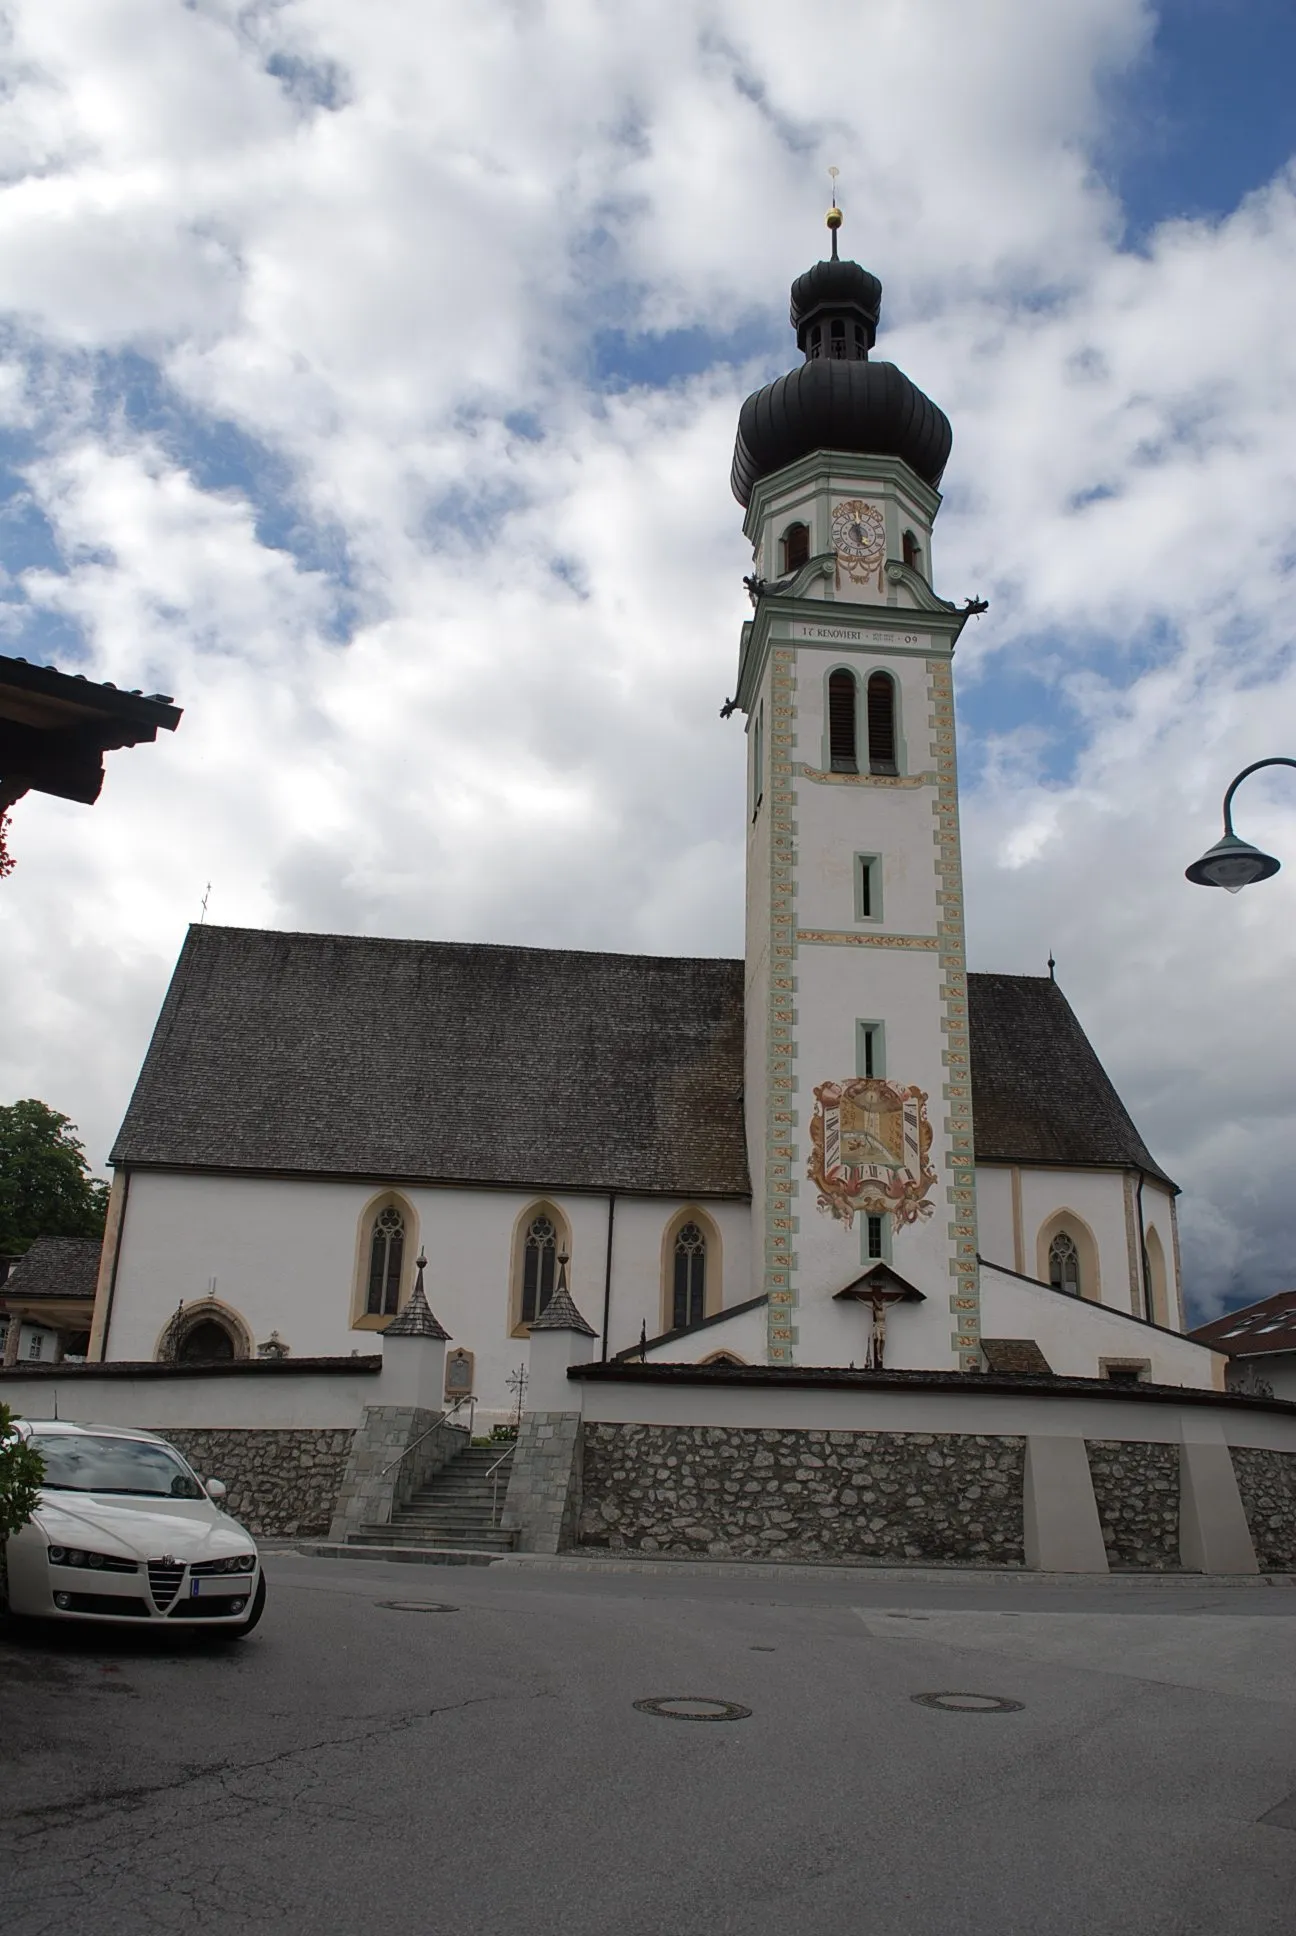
[88,211,1219,1415]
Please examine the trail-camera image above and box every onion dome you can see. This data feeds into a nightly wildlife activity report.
[731,208,951,507]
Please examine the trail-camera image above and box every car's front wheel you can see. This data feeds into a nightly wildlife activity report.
[220,1572,266,1639]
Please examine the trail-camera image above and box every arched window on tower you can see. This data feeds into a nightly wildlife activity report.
[902,529,922,573]
[809,324,822,359]
[866,671,898,775]
[521,1213,559,1325]
[829,319,847,359]
[367,1206,405,1317]
[828,670,858,773]
[673,1221,707,1330]
[1048,1231,1081,1297]
[781,522,810,573]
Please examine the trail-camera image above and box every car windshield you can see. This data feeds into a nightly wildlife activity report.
[30,1433,205,1499]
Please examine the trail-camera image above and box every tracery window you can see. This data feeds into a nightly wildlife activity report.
[1049,1231,1081,1297]
[866,671,898,775]
[521,1214,559,1325]
[367,1205,405,1317]
[673,1221,707,1330]
[828,669,858,772]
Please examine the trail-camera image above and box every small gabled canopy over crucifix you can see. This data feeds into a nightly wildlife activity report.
[831,1262,925,1305]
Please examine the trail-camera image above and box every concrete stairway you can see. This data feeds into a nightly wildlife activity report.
[347,1441,516,1553]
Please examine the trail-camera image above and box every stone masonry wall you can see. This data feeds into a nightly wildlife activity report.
[166,1428,354,1538]
[1230,1446,1296,1570]
[576,1424,1024,1564]
[328,1410,467,1542]
[1084,1440,1180,1570]
[501,1412,582,1555]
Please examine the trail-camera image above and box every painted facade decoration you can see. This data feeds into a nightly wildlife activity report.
[830,498,886,591]
[808,1078,937,1228]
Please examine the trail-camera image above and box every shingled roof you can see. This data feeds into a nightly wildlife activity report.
[1,1236,102,1302]
[966,973,1174,1188]
[112,931,1173,1196]
[112,927,748,1196]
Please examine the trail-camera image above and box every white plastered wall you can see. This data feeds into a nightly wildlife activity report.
[99,1172,751,1419]
[979,1263,1221,1387]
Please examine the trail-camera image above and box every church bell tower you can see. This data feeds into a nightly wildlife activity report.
[732,198,982,1373]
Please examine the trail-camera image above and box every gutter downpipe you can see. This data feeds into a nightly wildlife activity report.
[97,1168,132,1361]
[1135,1172,1151,1323]
[600,1190,617,1362]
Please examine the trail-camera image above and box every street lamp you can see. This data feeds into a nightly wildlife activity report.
[1185,757,1296,893]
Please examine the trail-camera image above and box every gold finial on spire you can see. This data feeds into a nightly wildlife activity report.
[826,165,843,258]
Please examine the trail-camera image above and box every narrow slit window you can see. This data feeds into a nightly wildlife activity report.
[902,529,922,572]
[866,1214,885,1260]
[781,522,810,572]
[828,670,858,772]
[866,671,898,775]
[859,1023,885,1079]
[859,856,872,918]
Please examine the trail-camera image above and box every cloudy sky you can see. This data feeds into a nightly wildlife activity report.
[2,0,1294,1323]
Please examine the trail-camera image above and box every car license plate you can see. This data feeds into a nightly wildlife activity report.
[191,1577,241,1597]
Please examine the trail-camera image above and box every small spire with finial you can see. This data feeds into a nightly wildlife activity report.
[1048,951,1056,982]
[826,164,842,260]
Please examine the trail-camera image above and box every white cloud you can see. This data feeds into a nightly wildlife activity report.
[1,0,1293,1323]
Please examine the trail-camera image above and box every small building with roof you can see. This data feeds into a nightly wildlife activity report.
[1191,1290,1296,1402]
[1,1236,102,1366]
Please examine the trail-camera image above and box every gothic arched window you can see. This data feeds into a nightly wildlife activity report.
[781,522,810,573]
[521,1214,559,1325]
[367,1205,405,1317]
[673,1221,707,1330]
[1049,1231,1081,1297]
[828,669,858,773]
[178,1318,236,1363]
[866,671,898,775]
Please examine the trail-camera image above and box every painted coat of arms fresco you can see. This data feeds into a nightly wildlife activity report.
[808,1078,937,1228]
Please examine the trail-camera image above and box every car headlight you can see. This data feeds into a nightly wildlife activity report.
[47,1546,138,1573]
[190,1553,257,1575]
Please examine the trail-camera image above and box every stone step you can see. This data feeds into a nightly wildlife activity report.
[348,1529,516,1550]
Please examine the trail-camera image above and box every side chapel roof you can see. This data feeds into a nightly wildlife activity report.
[111,930,1174,1194]
[1,1236,103,1302]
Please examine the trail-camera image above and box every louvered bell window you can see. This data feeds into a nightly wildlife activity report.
[828,670,858,773]
[867,672,897,775]
[782,522,810,572]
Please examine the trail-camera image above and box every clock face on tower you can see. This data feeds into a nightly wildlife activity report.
[830,498,886,591]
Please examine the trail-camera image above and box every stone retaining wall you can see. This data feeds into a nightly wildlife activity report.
[1230,1446,1296,1570]
[576,1423,1025,1564]
[1084,1440,1180,1570]
[165,1428,354,1538]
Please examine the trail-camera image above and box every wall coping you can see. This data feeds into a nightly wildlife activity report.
[0,1356,383,1381]
[568,1361,1296,1419]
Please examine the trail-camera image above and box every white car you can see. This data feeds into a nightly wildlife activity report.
[3,1419,266,1636]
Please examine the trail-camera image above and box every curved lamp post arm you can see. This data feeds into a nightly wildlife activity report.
[1187,756,1296,892]
[1221,756,1296,835]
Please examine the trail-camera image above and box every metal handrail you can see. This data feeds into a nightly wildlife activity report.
[487,1443,515,1525]
[378,1395,474,1479]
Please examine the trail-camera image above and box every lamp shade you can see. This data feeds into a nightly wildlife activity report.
[1185,832,1281,893]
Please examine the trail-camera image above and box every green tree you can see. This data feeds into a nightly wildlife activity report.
[0,1100,110,1257]
[0,1403,43,1542]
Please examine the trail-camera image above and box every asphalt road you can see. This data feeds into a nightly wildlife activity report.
[2,1554,1295,1936]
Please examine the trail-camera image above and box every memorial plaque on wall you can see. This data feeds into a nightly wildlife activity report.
[444,1348,474,1397]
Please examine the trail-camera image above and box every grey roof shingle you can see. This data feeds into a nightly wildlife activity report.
[966,973,1175,1188]
[112,931,1173,1195]
[2,1236,102,1301]
[112,927,749,1196]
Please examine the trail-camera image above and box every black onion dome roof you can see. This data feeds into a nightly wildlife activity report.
[731,355,952,507]
[789,257,881,348]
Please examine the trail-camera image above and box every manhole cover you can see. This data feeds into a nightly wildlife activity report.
[910,1691,1024,1714]
[376,1601,459,1614]
[633,1696,752,1722]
